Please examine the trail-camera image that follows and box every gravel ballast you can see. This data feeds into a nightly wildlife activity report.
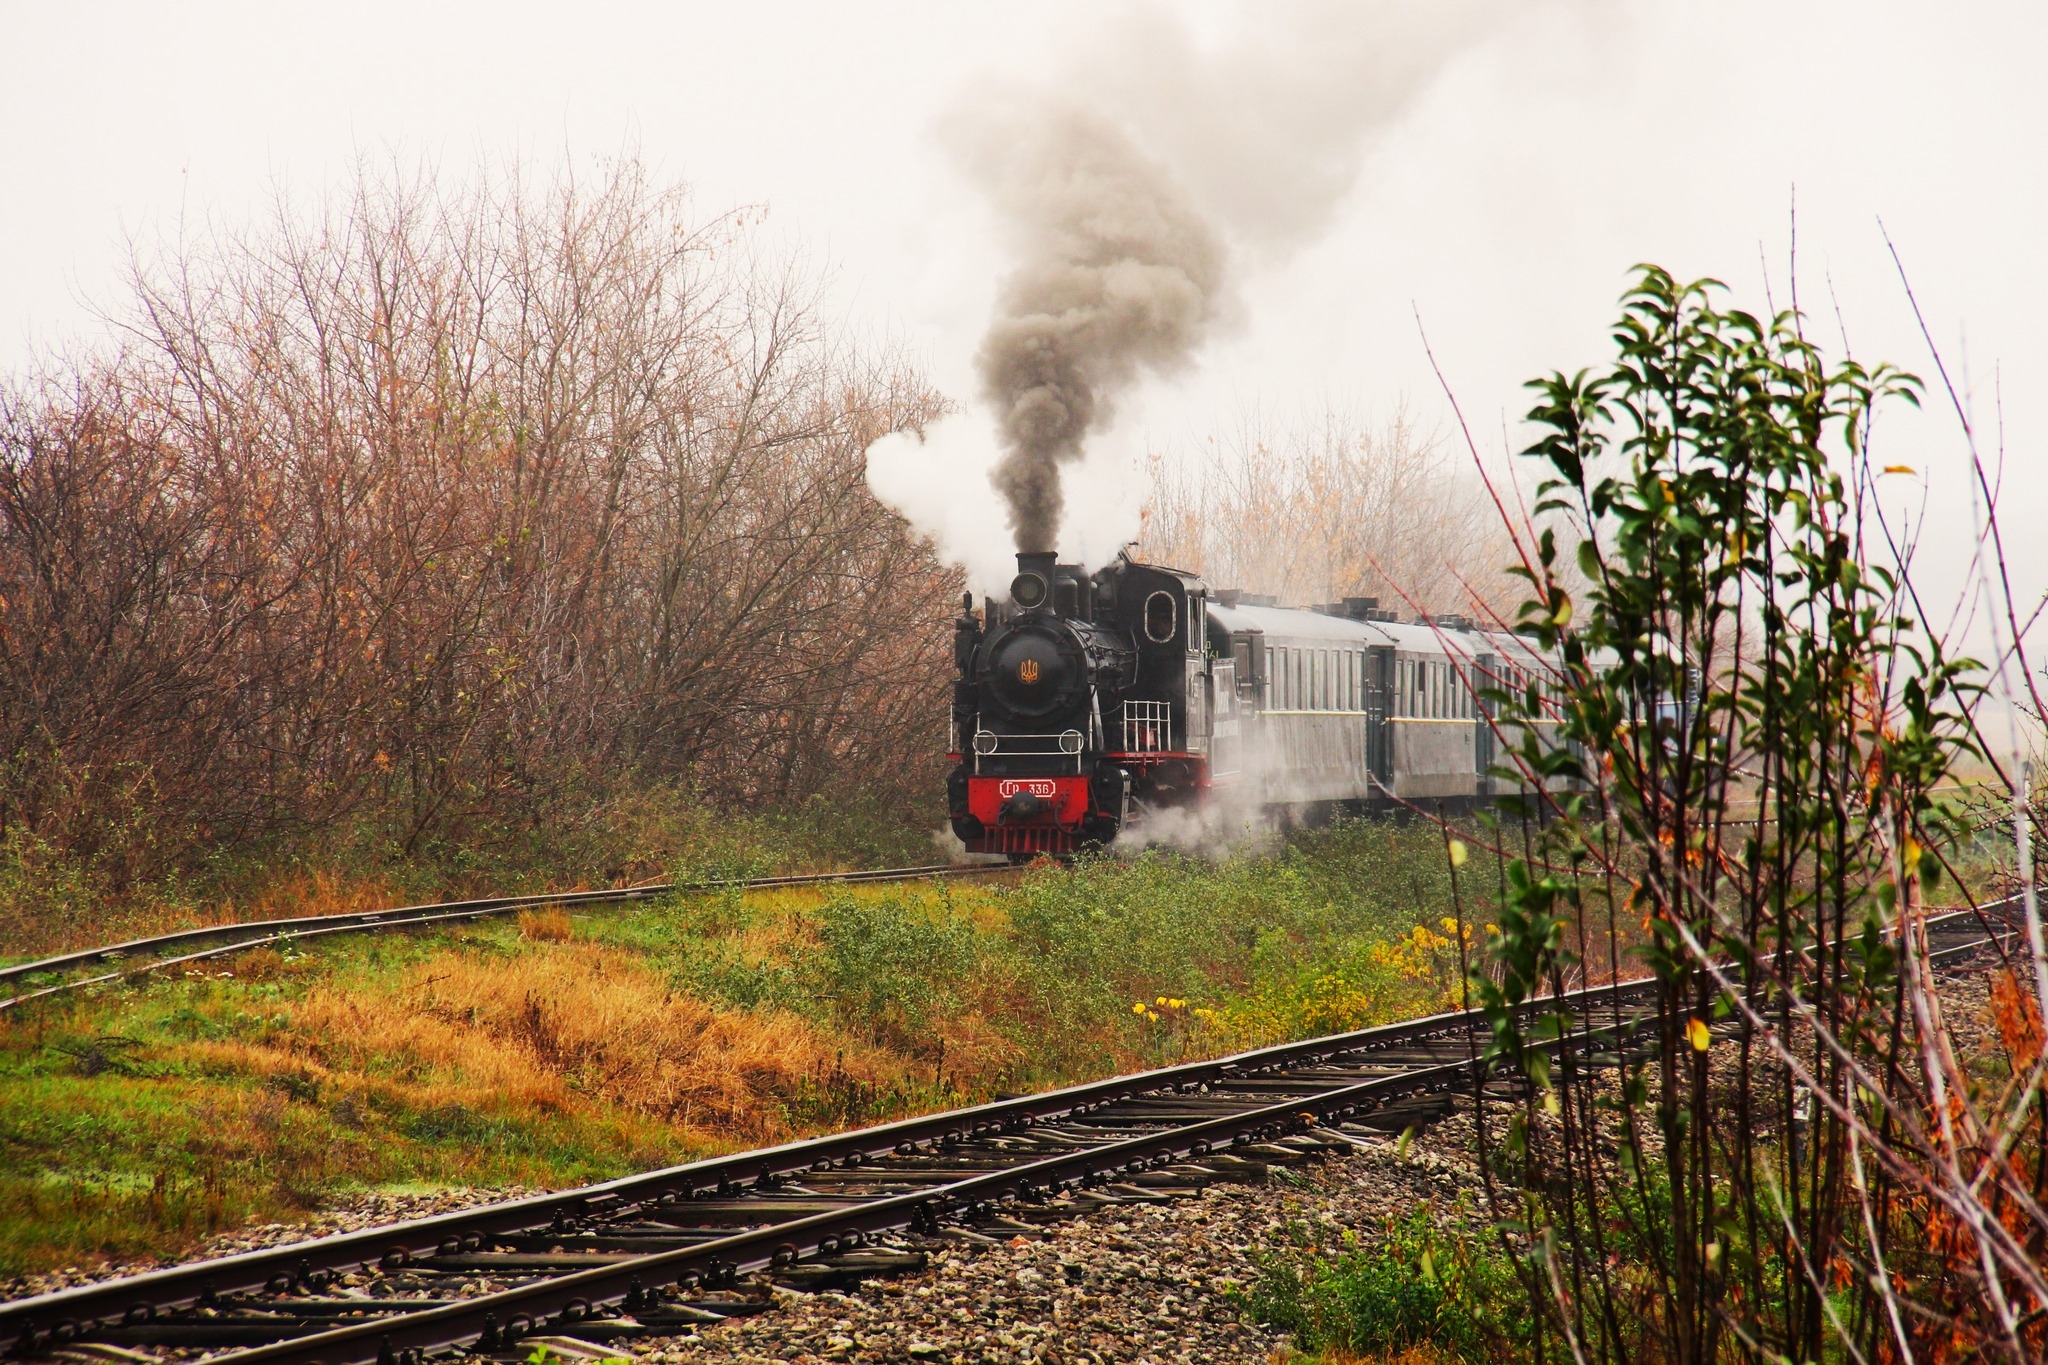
[630,1127,1486,1365]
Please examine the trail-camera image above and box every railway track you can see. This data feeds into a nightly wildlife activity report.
[0,902,2022,1365]
[0,863,1010,1016]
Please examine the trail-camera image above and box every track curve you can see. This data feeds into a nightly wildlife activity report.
[0,902,2020,1365]
[0,863,1010,1015]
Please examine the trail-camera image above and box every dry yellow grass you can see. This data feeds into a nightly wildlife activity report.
[184,941,901,1144]
[238,867,414,920]
[517,907,575,942]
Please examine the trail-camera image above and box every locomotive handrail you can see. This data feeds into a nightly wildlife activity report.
[971,729,1086,773]
[1119,698,1172,754]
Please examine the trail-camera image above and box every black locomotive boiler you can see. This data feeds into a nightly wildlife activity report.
[946,550,1564,858]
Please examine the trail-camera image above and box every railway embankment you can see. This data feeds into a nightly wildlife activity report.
[4,1109,1493,1365]
[0,823,1477,1275]
[0,925,2015,1365]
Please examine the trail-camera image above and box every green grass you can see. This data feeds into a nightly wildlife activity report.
[1242,1206,1527,1363]
[0,818,1483,1275]
[0,784,944,964]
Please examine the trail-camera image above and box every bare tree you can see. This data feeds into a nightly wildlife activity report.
[1141,406,1516,613]
[0,154,955,890]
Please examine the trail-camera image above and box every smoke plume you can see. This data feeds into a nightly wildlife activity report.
[973,105,1225,553]
[866,3,1503,569]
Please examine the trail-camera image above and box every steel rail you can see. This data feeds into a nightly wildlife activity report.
[0,987,1509,1352]
[0,864,1009,1014]
[2,902,2015,1363]
[132,901,2034,1365]
[215,1058,1492,1365]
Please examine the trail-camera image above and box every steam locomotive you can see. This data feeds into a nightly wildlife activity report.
[946,550,1563,858]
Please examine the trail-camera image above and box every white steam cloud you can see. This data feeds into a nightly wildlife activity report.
[865,0,1504,575]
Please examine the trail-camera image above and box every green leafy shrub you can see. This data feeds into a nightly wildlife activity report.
[1244,1208,1524,1362]
[807,893,987,1057]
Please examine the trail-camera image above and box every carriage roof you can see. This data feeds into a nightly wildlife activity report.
[1205,600,1547,665]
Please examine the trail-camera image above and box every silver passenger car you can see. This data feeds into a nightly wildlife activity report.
[1205,596,1566,813]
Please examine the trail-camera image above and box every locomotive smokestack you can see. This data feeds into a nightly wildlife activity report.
[1011,551,1058,611]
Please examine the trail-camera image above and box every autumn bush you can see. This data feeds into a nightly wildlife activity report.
[1142,407,1517,615]
[1465,266,2047,1363]
[0,153,956,947]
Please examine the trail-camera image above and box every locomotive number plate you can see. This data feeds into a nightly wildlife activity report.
[997,779,1059,799]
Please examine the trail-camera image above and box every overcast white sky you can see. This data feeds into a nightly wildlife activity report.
[3,1,2043,676]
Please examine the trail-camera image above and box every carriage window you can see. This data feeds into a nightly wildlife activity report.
[1144,591,1177,644]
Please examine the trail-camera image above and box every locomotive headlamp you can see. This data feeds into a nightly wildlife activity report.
[1010,571,1049,609]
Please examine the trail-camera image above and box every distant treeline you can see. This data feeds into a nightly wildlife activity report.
[0,157,957,884]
